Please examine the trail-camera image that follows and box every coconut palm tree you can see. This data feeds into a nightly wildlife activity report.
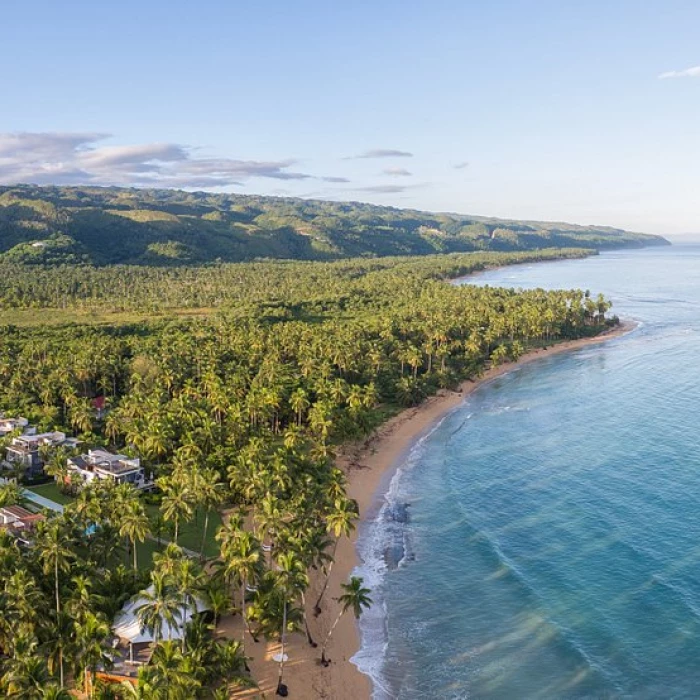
[172,557,204,653]
[118,668,162,699]
[43,447,71,490]
[39,686,73,700]
[160,476,193,543]
[216,525,263,658]
[35,519,74,686]
[313,497,358,615]
[273,551,307,697]
[1,634,50,698]
[43,611,72,693]
[0,482,23,508]
[134,571,180,645]
[119,500,150,571]
[73,611,111,698]
[147,641,199,698]
[205,576,230,627]
[70,397,94,435]
[194,468,223,559]
[320,576,372,666]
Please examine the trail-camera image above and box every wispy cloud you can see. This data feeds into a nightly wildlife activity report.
[453,161,470,169]
[354,184,411,194]
[659,65,700,79]
[347,148,413,159]
[0,132,315,188]
[321,175,351,183]
[382,167,412,177]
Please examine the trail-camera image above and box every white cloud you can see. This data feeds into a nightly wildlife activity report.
[659,65,700,79]
[382,167,412,177]
[348,148,413,159]
[355,184,410,194]
[0,132,317,188]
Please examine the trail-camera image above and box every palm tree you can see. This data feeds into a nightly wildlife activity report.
[273,551,307,697]
[35,519,74,687]
[1,634,50,698]
[66,575,106,628]
[152,541,185,577]
[72,486,105,532]
[0,482,23,508]
[43,447,71,489]
[119,668,164,699]
[173,557,204,653]
[160,476,193,543]
[134,571,180,644]
[205,577,230,627]
[289,387,309,426]
[39,686,73,700]
[119,500,150,571]
[43,611,72,693]
[73,612,111,698]
[216,525,263,658]
[146,641,199,698]
[195,468,223,559]
[212,638,250,693]
[320,576,372,666]
[313,498,358,615]
[2,569,42,653]
[70,397,94,435]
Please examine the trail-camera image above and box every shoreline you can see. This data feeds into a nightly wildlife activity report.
[231,320,635,699]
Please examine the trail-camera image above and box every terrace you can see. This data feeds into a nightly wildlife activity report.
[67,449,153,490]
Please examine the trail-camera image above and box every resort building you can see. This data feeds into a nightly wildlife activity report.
[0,505,45,545]
[66,449,153,490]
[0,415,30,437]
[4,431,80,478]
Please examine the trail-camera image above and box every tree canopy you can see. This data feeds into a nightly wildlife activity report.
[0,185,668,266]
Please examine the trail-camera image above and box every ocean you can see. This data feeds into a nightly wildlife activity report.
[352,244,700,699]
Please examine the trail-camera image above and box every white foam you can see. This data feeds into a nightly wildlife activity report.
[350,417,448,698]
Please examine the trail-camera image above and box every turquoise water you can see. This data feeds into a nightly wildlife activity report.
[352,245,700,699]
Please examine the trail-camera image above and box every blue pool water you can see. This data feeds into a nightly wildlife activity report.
[352,245,700,699]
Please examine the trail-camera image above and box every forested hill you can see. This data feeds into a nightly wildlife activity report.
[0,185,668,266]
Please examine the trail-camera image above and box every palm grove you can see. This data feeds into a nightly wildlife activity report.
[0,248,614,697]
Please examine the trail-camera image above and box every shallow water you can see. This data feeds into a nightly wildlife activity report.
[352,245,700,699]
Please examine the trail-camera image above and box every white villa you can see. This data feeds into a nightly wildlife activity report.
[5,431,80,477]
[0,415,29,437]
[66,449,153,490]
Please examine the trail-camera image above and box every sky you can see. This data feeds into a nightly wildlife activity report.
[2,0,700,235]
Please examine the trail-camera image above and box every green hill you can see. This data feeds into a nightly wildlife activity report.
[0,185,669,266]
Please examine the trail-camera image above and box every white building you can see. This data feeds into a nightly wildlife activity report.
[67,449,152,490]
[0,416,30,437]
[5,431,80,477]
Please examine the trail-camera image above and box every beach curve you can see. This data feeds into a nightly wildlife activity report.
[232,319,636,699]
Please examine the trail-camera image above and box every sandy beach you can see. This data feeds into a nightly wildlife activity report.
[230,320,635,699]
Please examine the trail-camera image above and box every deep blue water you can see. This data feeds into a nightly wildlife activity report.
[352,245,700,699]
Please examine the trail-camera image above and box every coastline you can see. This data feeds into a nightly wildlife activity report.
[231,320,635,699]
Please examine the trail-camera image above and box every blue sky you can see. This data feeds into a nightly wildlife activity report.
[2,0,700,234]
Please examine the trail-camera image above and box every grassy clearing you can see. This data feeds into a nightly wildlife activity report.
[145,504,223,559]
[0,306,216,328]
[26,482,75,505]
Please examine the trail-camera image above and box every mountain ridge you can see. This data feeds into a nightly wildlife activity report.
[0,185,670,266]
